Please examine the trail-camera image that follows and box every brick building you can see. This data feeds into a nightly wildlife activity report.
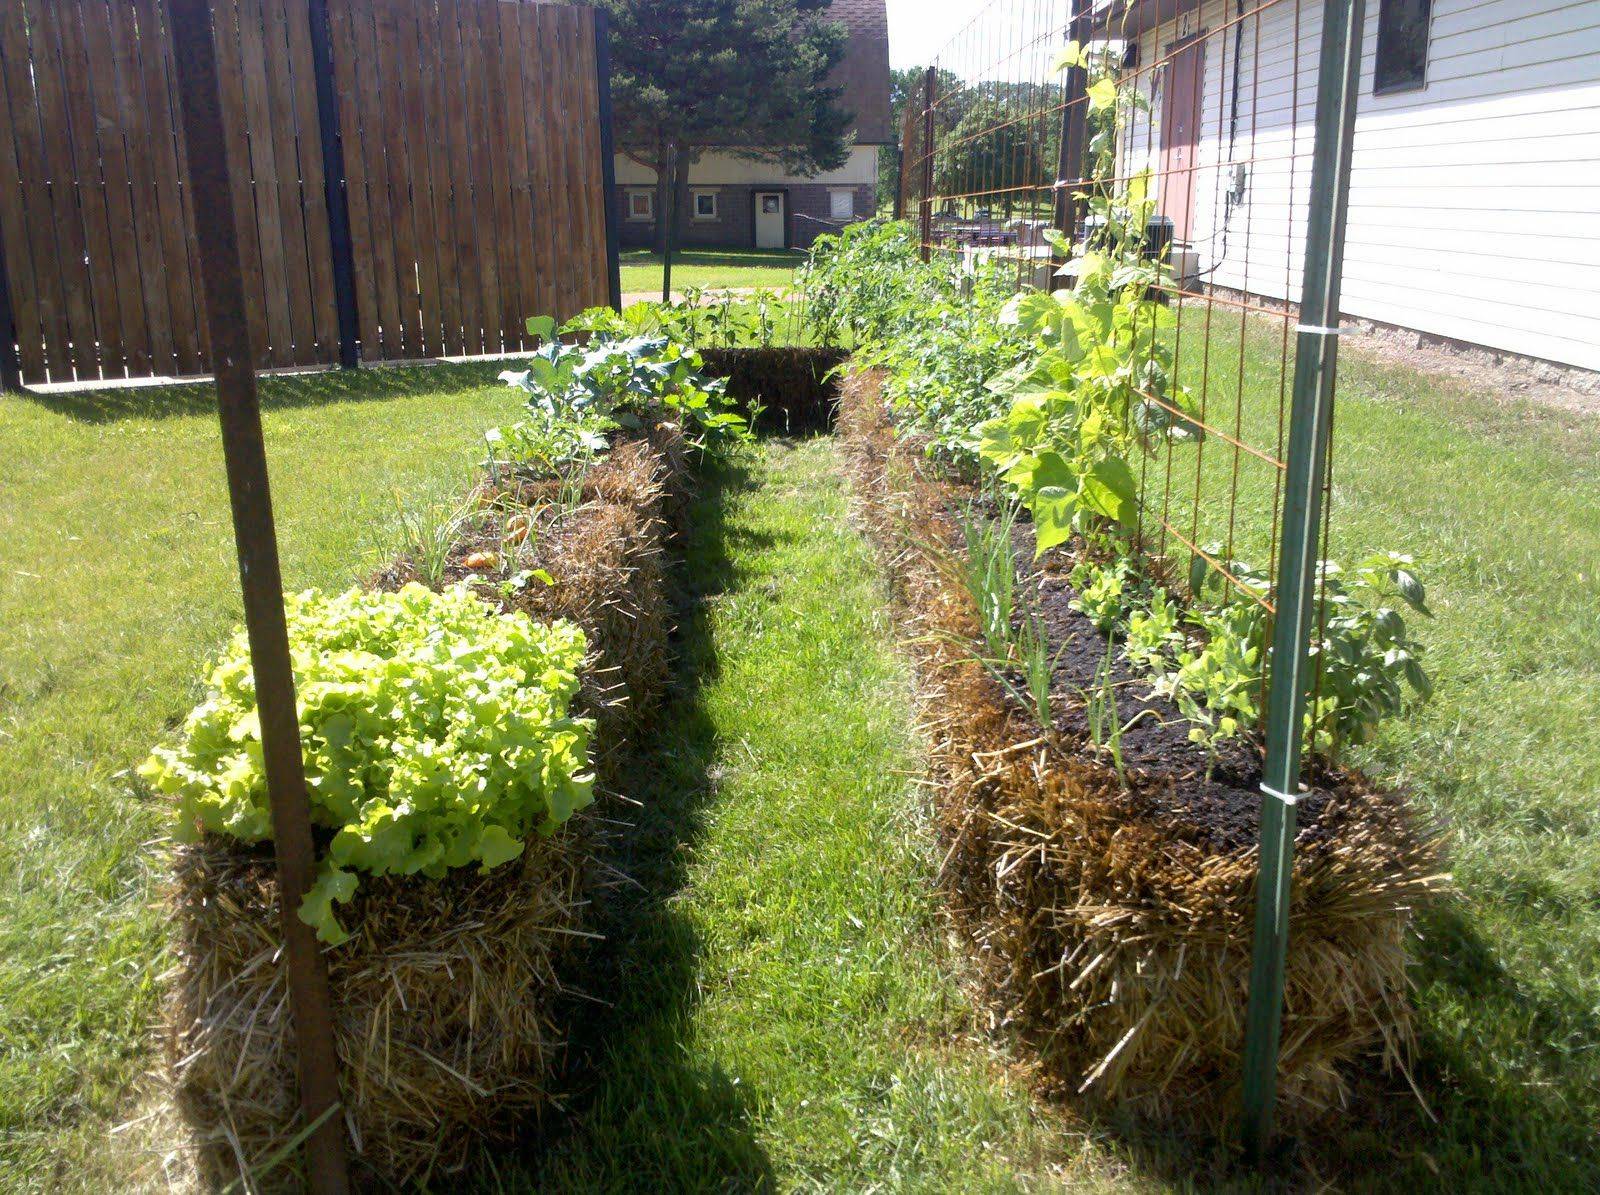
[614,0,893,252]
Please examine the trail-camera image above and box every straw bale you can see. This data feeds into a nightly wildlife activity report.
[839,368,1443,1125]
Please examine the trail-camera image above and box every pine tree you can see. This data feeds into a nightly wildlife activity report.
[598,0,854,252]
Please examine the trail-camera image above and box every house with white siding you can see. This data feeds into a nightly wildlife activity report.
[1098,0,1600,374]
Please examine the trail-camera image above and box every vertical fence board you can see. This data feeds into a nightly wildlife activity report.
[418,0,462,356]
[150,0,214,371]
[538,9,576,319]
[283,0,338,358]
[326,0,379,360]
[99,0,168,375]
[439,0,482,356]
[0,3,50,379]
[516,3,555,327]
[498,0,533,350]
[571,9,607,311]
[235,0,295,367]
[397,0,443,358]
[45,0,124,375]
[258,0,314,364]
[210,0,272,363]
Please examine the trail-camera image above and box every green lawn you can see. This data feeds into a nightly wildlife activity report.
[1149,319,1600,1188]
[619,246,805,296]
[2,329,1597,1190]
[507,439,1114,1191]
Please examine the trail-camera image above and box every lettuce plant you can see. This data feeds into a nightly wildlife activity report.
[140,584,594,945]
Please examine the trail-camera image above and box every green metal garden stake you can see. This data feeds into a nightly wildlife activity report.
[1239,0,1368,1166]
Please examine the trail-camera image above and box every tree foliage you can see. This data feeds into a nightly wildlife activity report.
[599,0,854,248]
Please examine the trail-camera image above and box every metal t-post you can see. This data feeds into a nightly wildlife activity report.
[168,2,349,1190]
[662,144,679,304]
[1051,2,1091,290]
[1239,0,1367,1165]
[918,66,936,264]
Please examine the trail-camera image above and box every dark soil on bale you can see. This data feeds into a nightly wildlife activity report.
[1006,530,1340,853]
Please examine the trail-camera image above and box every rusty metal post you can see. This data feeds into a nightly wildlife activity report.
[1051,2,1092,288]
[167,2,350,1190]
[918,66,937,263]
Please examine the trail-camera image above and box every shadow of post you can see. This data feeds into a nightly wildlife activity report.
[13,360,519,424]
[482,448,778,1192]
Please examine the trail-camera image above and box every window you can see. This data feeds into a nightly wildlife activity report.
[626,189,653,221]
[828,189,854,221]
[692,190,718,221]
[1374,0,1431,95]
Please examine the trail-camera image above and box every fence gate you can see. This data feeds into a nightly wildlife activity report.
[0,0,615,386]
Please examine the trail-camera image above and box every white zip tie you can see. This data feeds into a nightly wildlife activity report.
[1295,323,1344,336]
[1260,782,1303,807]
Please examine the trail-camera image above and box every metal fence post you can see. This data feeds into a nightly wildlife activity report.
[1239,0,1368,1164]
[1050,1,1091,288]
[918,66,936,263]
[307,0,360,369]
[593,10,622,312]
[0,230,21,392]
[168,2,350,1190]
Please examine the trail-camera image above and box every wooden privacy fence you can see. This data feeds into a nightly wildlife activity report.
[0,0,619,387]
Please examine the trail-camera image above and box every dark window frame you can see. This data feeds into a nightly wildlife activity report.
[1373,0,1432,96]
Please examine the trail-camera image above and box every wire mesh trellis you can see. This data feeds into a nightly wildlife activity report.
[894,0,1384,1151]
[898,0,1364,757]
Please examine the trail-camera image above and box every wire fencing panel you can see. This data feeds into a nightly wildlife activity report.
[0,0,612,385]
[902,0,1358,755]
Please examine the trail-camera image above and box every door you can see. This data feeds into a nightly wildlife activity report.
[1159,39,1204,243]
[754,191,786,249]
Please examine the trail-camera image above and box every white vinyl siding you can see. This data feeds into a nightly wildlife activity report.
[1121,0,1600,371]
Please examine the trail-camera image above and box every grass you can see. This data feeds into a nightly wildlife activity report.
[619,246,805,296]
[1142,315,1600,1188]
[502,438,1113,1191]
[0,363,523,1189]
[3,322,1598,1190]
[0,372,1108,1191]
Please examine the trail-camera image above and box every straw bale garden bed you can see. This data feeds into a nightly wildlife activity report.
[805,217,1447,1133]
[146,320,751,1186]
[13,188,1599,1194]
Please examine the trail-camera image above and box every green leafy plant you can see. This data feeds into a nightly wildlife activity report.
[1069,555,1135,634]
[1124,585,1182,671]
[140,584,594,945]
[393,491,473,590]
[499,316,750,452]
[1308,552,1433,746]
[953,499,1019,660]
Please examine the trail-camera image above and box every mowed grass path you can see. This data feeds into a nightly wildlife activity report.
[516,439,1106,1191]
[0,366,522,1188]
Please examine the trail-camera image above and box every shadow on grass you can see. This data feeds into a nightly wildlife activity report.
[481,448,781,1192]
[15,360,517,424]
[1316,900,1600,1191]
[1080,894,1600,1193]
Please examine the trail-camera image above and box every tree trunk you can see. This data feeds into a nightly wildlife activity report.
[651,135,672,254]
